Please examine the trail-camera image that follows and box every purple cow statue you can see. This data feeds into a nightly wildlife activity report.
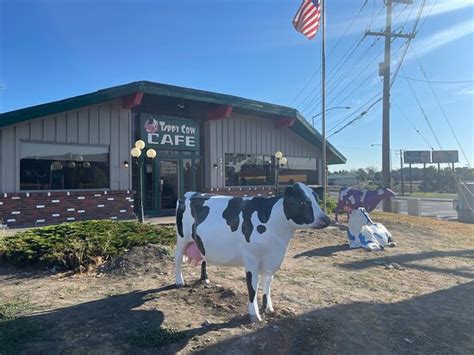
[335,186,396,222]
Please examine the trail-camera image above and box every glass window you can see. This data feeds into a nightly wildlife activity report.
[20,142,110,190]
[225,154,275,186]
[183,158,193,193]
[279,157,318,185]
[194,159,203,191]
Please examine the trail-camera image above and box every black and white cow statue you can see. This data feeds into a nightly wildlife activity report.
[175,183,331,322]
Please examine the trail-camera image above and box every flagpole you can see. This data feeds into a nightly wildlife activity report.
[321,0,327,213]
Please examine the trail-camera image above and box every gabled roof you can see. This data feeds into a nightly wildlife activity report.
[0,81,346,164]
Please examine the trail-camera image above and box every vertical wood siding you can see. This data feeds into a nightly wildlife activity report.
[205,113,321,188]
[0,100,132,193]
[0,129,3,191]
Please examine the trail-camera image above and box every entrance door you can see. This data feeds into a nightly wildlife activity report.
[159,159,179,211]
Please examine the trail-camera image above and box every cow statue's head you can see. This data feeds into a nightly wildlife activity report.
[348,207,373,236]
[283,183,331,229]
[377,186,396,198]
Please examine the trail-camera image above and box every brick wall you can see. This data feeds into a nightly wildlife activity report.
[0,190,136,228]
[206,186,278,197]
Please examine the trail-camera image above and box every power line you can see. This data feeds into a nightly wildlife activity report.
[390,0,428,88]
[397,75,474,84]
[328,0,369,62]
[369,0,377,23]
[411,47,472,168]
[327,91,382,134]
[298,4,387,115]
[311,0,418,126]
[393,1,470,201]
[290,1,369,107]
[328,96,382,137]
[320,20,412,134]
[326,40,406,113]
[392,101,435,150]
[304,37,381,116]
[298,34,366,112]
[308,1,414,126]
[298,4,386,111]
[417,0,439,33]
[401,67,443,149]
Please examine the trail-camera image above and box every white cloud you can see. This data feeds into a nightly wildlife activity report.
[411,19,474,58]
[333,0,474,37]
[457,87,474,97]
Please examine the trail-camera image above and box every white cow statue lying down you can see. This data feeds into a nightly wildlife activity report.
[347,207,396,251]
[175,183,331,322]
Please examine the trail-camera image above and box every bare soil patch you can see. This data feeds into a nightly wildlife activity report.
[1,212,473,354]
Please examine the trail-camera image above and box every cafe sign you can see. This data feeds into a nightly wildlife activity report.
[140,114,199,151]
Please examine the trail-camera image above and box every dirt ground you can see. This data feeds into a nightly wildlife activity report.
[1,212,473,354]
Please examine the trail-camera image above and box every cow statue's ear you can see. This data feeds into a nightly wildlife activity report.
[284,185,294,197]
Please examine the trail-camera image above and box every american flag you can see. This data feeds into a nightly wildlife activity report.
[292,0,322,40]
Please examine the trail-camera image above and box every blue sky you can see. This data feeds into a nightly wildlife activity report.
[1,0,473,170]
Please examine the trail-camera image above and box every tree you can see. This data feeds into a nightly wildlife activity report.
[354,168,368,183]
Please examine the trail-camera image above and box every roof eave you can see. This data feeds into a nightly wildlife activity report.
[0,81,346,164]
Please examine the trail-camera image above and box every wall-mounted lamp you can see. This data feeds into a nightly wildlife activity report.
[123,161,129,168]
[213,164,218,169]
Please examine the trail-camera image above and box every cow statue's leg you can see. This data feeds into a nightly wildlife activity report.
[175,243,186,287]
[262,274,274,313]
[200,260,209,284]
[243,258,261,322]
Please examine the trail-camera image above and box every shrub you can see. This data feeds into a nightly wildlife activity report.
[319,194,337,214]
[0,221,176,270]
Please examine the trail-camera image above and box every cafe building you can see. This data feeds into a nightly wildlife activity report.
[0,81,346,227]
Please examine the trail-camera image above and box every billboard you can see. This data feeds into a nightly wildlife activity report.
[432,150,459,164]
[403,150,431,164]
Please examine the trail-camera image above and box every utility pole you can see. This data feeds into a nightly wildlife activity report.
[366,0,414,212]
[399,149,404,196]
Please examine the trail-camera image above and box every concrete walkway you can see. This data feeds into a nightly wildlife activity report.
[145,216,176,225]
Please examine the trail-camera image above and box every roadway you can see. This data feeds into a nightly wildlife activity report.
[329,191,457,220]
[389,196,457,220]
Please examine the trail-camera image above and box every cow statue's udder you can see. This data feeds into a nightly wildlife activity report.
[184,242,203,266]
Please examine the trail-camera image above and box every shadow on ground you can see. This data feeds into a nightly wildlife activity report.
[0,261,56,281]
[1,284,246,354]
[341,249,474,279]
[198,281,474,354]
[293,244,350,258]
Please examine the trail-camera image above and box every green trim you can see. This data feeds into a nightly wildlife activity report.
[0,80,346,164]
